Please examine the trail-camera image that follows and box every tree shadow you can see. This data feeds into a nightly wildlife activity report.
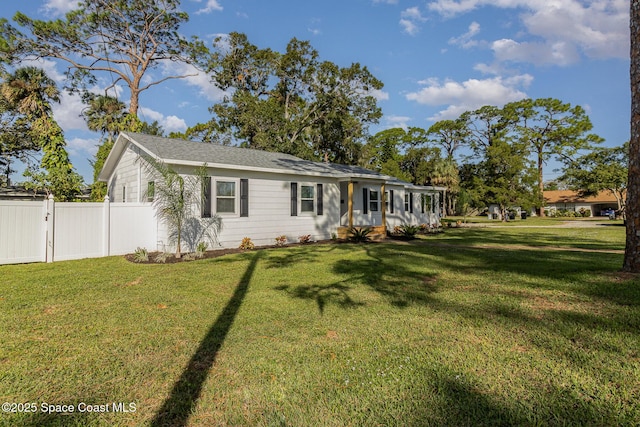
[275,281,365,315]
[150,251,262,427]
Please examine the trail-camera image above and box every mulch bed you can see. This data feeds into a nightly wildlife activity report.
[124,239,349,264]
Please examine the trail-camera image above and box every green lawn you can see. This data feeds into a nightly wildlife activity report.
[1,226,638,426]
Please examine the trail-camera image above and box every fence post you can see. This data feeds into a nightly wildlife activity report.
[46,194,55,263]
[103,195,110,257]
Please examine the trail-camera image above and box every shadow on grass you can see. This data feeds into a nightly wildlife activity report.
[150,251,262,427]
[275,281,365,315]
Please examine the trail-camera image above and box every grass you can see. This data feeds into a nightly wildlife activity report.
[0,225,638,426]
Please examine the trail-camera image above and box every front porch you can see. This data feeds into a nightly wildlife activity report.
[337,225,387,242]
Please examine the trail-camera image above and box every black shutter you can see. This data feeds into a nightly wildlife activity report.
[363,188,368,214]
[291,182,298,216]
[201,177,211,218]
[409,192,414,214]
[317,184,323,216]
[240,179,249,217]
[390,190,394,213]
[421,194,425,214]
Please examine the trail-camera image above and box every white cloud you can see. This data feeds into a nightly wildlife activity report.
[491,38,580,66]
[67,137,99,157]
[400,7,427,36]
[369,89,390,101]
[384,115,412,130]
[42,0,80,15]
[139,107,187,133]
[427,0,628,64]
[195,0,223,14]
[406,75,532,120]
[163,61,229,102]
[52,92,88,132]
[448,21,481,49]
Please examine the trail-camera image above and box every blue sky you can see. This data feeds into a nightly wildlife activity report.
[0,0,630,183]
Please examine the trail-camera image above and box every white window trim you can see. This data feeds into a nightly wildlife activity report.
[299,183,316,215]
[369,189,380,212]
[214,178,240,217]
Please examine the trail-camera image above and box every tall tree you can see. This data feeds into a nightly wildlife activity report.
[361,128,412,182]
[624,0,640,272]
[1,66,81,199]
[81,94,142,200]
[5,0,205,115]
[427,118,468,159]
[202,33,383,163]
[508,98,602,216]
[561,143,628,215]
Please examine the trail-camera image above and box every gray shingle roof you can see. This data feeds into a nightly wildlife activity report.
[124,132,387,180]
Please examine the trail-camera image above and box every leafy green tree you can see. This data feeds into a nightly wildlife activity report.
[146,161,221,258]
[508,98,603,216]
[82,94,142,200]
[427,118,468,159]
[4,0,206,115]
[625,0,640,272]
[361,128,412,182]
[1,66,81,199]
[202,33,383,163]
[561,143,628,214]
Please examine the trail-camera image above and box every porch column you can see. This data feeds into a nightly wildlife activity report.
[348,181,354,228]
[381,182,386,231]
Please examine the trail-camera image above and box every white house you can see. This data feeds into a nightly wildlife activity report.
[98,132,445,250]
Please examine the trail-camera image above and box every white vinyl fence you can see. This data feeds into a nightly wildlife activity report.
[0,196,157,265]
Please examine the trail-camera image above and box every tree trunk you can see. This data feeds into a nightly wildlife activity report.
[537,151,545,217]
[624,0,640,271]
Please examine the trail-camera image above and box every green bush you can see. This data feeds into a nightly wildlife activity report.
[348,227,373,242]
[132,247,149,263]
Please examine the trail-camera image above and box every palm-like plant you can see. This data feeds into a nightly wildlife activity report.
[147,161,221,258]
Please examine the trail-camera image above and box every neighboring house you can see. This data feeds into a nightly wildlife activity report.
[0,186,46,200]
[543,190,621,217]
[98,132,445,250]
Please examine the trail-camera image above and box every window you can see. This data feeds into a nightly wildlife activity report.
[387,190,394,213]
[404,193,409,212]
[301,185,315,212]
[146,181,155,202]
[369,190,379,212]
[216,181,236,214]
[292,183,322,216]
[422,194,431,214]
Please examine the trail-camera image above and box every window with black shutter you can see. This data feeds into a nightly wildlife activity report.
[317,184,323,215]
[291,182,298,216]
[201,177,212,218]
[240,179,249,217]
[363,187,369,214]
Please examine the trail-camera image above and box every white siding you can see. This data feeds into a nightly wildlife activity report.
[108,143,143,203]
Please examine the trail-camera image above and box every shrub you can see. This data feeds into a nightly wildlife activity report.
[275,235,287,247]
[154,252,170,263]
[239,237,255,250]
[348,227,373,243]
[132,247,149,263]
[399,224,420,239]
[298,234,311,244]
[195,242,208,259]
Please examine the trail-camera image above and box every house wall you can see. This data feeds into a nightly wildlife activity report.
[197,167,340,248]
[343,183,441,229]
[107,142,147,203]
[106,147,342,250]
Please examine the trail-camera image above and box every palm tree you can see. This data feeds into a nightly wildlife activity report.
[83,95,127,141]
[0,66,59,119]
[1,67,81,200]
